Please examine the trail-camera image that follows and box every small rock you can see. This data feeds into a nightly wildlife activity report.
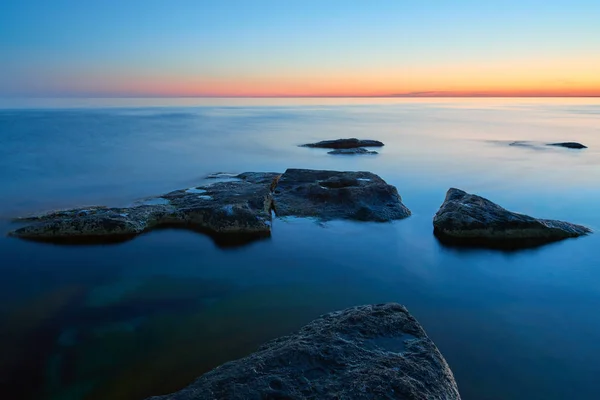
[301,138,384,149]
[547,142,587,149]
[508,141,535,147]
[433,188,592,248]
[327,147,378,155]
[145,303,461,400]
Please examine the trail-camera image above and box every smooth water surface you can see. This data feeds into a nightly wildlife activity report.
[1,98,600,400]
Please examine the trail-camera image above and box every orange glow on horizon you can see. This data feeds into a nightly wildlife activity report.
[44,56,600,98]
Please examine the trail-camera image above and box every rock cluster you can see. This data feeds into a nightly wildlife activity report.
[9,169,411,244]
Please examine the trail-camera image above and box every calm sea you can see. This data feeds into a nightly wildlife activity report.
[1,98,599,400]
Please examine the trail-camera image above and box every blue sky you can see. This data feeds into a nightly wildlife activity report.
[1,0,599,96]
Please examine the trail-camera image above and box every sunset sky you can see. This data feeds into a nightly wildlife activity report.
[2,0,600,97]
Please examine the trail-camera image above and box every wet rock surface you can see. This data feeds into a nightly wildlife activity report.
[327,147,378,155]
[273,169,411,221]
[8,169,410,244]
[301,138,384,149]
[433,188,591,248]
[146,303,461,400]
[8,172,280,244]
[547,142,587,149]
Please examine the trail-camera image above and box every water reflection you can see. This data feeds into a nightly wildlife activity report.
[0,98,599,400]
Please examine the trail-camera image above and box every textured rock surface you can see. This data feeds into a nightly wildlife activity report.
[8,172,280,244]
[433,188,591,248]
[8,169,411,243]
[328,147,378,155]
[547,142,587,149]
[301,138,384,149]
[146,303,461,400]
[273,169,411,221]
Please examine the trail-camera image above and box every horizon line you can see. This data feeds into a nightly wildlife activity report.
[3,95,600,99]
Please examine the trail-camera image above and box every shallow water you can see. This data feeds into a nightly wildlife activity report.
[1,98,600,400]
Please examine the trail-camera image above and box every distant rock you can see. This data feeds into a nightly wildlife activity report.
[273,168,411,221]
[301,138,384,149]
[8,172,280,246]
[433,188,591,248]
[328,147,378,155]
[146,303,461,400]
[508,141,535,147]
[547,142,587,149]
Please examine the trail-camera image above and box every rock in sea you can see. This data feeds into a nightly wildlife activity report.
[433,188,591,248]
[327,147,378,155]
[547,142,587,149]
[8,172,280,245]
[8,169,410,244]
[145,303,461,400]
[273,168,411,221]
[301,138,384,149]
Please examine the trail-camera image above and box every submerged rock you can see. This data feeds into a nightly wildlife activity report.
[8,172,280,245]
[508,141,536,147]
[327,147,378,155]
[273,169,411,221]
[547,142,587,149]
[146,303,461,400]
[301,138,384,149]
[433,188,591,248]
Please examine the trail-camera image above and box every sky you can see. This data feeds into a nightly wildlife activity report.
[1,0,600,97]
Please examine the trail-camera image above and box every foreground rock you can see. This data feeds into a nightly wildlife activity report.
[433,188,591,248]
[547,142,587,149]
[301,138,384,149]
[328,147,378,155]
[146,303,461,400]
[8,172,280,245]
[273,169,411,221]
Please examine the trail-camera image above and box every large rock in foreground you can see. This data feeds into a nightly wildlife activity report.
[301,138,384,149]
[8,173,280,246]
[273,169,411,221]
[147,303,461,400]
[433,188,591,248]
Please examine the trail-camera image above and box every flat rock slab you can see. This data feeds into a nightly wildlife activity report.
[301,138,384,149]
[273,169,411,221]
[9,172,280,245]
[328,147,378,155]
[146,303,461,400]
[433,188,591,248]
[8,169,410,244]
[547,142,587,149]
